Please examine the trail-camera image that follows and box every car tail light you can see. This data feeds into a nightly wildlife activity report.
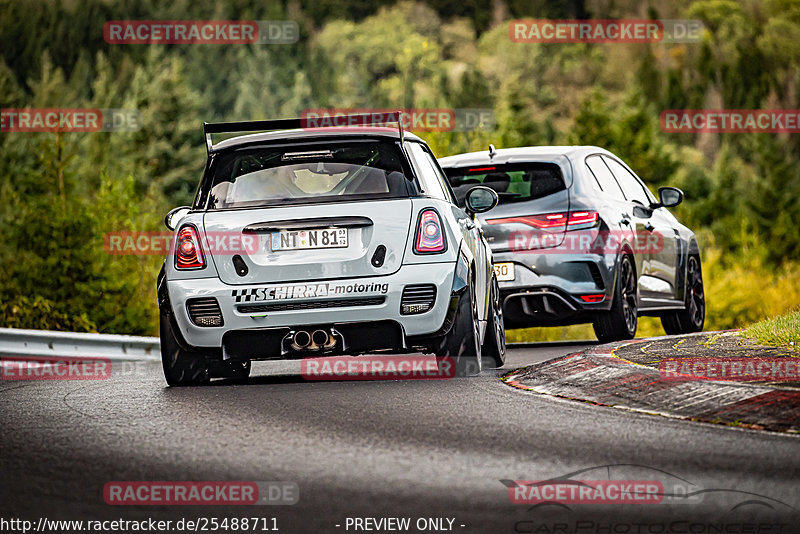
[579,294,605,303]
[487,213,566,229]
[487,211,598,230]
[175,225,205,269]
[567,211,599,227]
[414,209,446,254]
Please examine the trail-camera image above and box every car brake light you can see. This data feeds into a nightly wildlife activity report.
[175,225,205,269]
[487,211,598,229]
[567,211,599,226]
[414,209,446,254]
[579,294,605,303]
[486,213,566,228]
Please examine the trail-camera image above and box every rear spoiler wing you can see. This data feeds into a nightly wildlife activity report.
[203,111,405,153]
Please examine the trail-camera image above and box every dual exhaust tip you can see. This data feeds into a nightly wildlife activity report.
[292,329,333,351]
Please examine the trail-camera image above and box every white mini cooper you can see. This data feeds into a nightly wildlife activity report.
[157,114,505,385]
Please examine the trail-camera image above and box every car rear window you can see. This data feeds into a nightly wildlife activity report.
[443,162,565,206]
[206,140,410,209]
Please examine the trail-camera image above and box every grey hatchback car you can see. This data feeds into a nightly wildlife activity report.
[439,146,705,342]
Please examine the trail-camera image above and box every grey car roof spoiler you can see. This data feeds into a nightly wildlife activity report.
[203,111,405,153]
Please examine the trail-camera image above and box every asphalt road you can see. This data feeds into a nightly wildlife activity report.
[2,343,799,533]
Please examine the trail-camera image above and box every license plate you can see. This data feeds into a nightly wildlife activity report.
[271,228,348,251]
[493,262,515,281]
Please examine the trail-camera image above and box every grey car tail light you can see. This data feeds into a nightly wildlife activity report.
[401,284,437,315]
[486,210,598,230]
[187,297,224,327]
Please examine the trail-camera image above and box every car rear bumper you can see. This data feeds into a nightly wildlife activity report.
[500,286,608,327]
[166,262,456,351]
[492,251,616,327]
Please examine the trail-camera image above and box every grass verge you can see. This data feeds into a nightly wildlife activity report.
[742,310,800,351]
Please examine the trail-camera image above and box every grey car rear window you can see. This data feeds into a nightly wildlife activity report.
[206,140,409,209]
[443,162,565,206]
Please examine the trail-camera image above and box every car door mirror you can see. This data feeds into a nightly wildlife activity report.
[464,186,499,216]
[657,186,683,208]
[164,206,191,230]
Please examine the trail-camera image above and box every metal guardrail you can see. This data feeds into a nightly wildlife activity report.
[0,328,160,361]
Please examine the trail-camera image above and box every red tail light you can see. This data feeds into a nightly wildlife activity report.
[487,211,598,229]
[414,209,446,254]
[567,211,599,226]
[579,294,605,303]
[487,213,566,228]
[175,225,205,269]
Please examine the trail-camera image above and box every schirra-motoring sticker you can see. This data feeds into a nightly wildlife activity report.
[232,282,389,303]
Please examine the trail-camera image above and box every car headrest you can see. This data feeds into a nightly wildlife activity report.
[483,172,510,192]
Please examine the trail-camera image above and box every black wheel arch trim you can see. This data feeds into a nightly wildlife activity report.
[157,264,219,357]
[406,244,472,347]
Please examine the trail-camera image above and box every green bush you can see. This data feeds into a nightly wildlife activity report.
[0,296,96,332]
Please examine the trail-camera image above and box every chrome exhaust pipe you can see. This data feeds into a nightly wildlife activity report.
[312,329,329,347]
[293,330,311,349]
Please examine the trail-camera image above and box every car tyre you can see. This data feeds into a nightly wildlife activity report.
[435,277,482,377]
[593,255,638,343]
[482,275,506,368]
[661,255,705,335]
[160,312,210,387]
